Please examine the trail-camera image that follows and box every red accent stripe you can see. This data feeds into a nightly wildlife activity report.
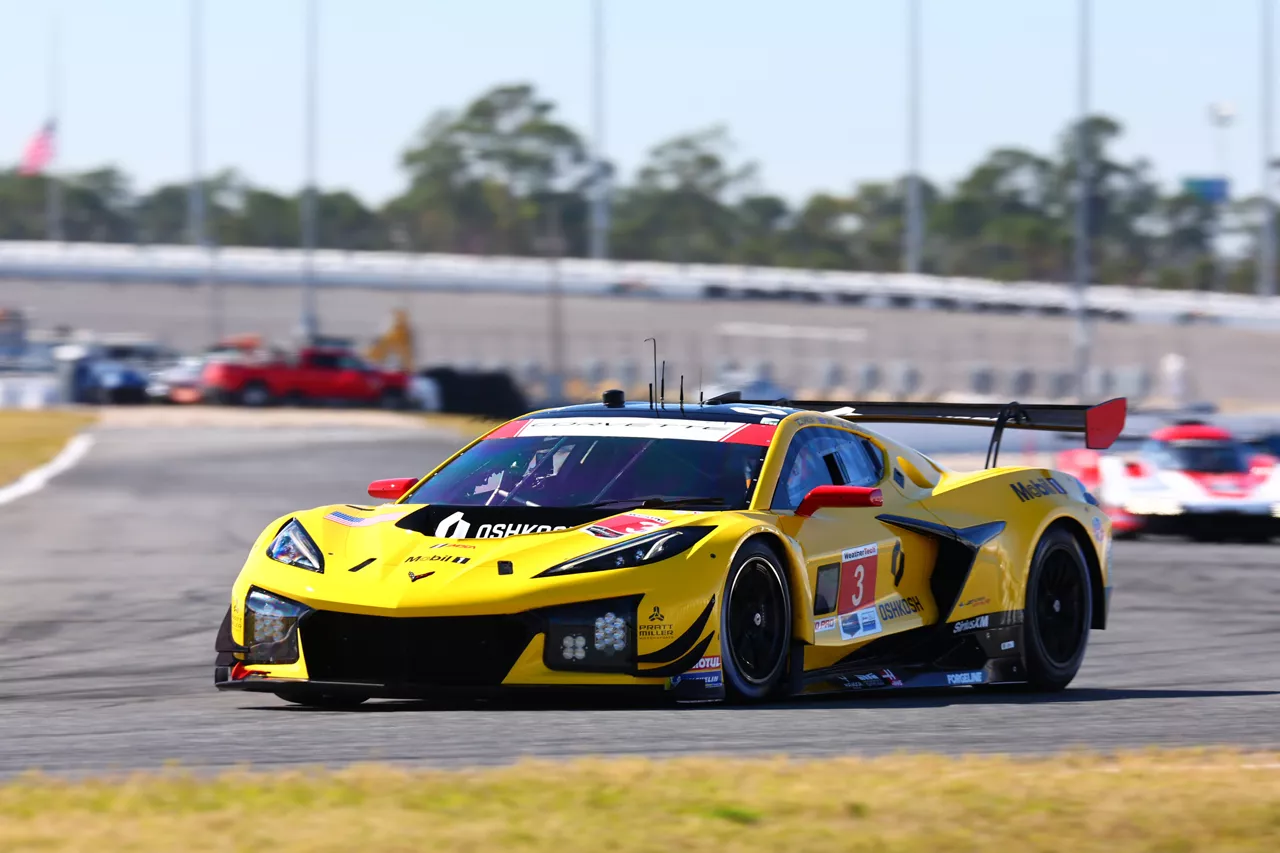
[485,419,530,440]
[719,423,777,446]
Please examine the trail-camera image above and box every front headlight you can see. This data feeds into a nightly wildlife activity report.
[266,519,324,572]
[243,587,308,664]
[535,527,713,578]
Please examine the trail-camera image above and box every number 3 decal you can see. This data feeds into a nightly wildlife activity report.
[853,565,865,605]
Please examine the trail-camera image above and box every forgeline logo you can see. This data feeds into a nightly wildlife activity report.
[946,671,983,685]
[1010,476,1068,502]
[952,614,990,634]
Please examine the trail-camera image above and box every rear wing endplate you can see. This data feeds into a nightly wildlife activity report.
[734,397,1128,469]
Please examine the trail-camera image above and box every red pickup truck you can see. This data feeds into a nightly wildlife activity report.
[201,347,410,408]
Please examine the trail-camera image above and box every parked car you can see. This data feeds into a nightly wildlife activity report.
[201,346,411,408]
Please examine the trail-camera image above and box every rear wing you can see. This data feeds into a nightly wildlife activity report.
[732,396,1128,469]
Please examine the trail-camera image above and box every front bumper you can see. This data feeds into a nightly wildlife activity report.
[1124,506,1279,539]
[213,593,724,702]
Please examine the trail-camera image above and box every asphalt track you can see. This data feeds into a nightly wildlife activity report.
[1,422,1279,776]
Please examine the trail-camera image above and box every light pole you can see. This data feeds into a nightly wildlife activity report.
[903,0,923,274]
[1071,0,1092,401]
[299,0,320,343]
[537,202,567,403]
[189,0,219,343]
[1261,0,1276,297]
[1208,102,1235,292]
[588,0,609,260]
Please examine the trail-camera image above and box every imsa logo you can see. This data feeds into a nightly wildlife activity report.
[1010,476,1068,502]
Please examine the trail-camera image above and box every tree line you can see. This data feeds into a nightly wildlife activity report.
[0,82,1264,291]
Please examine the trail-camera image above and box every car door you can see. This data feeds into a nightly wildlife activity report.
[774,426,939,648]
[336,353,382,402]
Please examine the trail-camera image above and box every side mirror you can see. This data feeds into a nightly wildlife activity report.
[368,477,417,500]
[795,485,884,518]
[1250,454,1277,475]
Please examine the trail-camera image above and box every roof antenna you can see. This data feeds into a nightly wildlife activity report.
[679,375,685,413]
[644,337,657,411]
[699,366,704,405]
[660,360,666,409]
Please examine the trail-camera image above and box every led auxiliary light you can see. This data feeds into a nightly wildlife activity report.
[593,612,628,654]
[561,634,588,661]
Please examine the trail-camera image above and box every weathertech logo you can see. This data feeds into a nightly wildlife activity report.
[952,614,990,634]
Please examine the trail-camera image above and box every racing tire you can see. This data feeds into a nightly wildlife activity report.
[274,689,369,709]
[1022,526,1093,692]
[719,540,792,702]
[240,381,273,407]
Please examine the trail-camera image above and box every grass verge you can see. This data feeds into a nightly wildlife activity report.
[1,749,1278,852]
[0,409,97,487]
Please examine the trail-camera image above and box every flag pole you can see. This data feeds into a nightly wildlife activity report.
[47,14,63,242]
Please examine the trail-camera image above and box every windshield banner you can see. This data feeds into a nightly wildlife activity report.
[487,417,776,446]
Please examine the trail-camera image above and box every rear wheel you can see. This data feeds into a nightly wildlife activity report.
[1023,527,1093,691]
[274,689,369,709]
[720,540,791,702]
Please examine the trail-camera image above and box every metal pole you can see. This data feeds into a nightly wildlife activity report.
[1261,0,1276,297]
[299,0,319,342]
[1208,103,1234,292]
[46,15,63,242]
[1071,0,1093,401]
[588,0,609,260]
[545,201,566,402]
[190,0,219,343]
[904,0,923,274]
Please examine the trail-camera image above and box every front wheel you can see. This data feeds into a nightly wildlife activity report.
[720,540,792,702]
[1022,527,1093,691]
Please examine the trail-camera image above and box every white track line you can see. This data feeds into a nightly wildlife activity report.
[0,433,95,507]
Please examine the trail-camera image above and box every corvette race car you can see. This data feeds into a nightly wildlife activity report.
[1057,421,1280,541]
[213,391,1126,706]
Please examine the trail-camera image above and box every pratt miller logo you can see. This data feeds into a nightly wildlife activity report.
[639,605,673,638]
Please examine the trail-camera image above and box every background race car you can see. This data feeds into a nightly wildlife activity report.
[1058,420,1280,542]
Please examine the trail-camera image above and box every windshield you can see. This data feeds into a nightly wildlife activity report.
[406,434,768,509]
[1145,439,1250,474]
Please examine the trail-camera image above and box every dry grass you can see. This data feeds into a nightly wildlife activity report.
[1,749,1278,852]
[0,410,97,486]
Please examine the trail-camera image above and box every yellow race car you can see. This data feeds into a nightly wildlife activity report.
[213,390,1127,707]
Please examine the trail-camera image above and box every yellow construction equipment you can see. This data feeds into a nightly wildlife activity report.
[365,309,415,372]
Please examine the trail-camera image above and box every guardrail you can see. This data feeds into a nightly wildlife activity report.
[3,240,1280,328]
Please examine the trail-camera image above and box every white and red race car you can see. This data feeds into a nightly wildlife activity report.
[1058,422,1280,541]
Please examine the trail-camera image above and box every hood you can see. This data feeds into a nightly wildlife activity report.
[274,502,714,613]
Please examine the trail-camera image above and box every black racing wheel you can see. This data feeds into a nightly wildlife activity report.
[720,540,792,701]
[1022,526,1093,691]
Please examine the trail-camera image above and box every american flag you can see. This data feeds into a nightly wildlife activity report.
[323,509,411,528]
[19,120,56,176]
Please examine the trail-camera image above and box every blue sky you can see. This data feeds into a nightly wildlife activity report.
[0,0,1273,205]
